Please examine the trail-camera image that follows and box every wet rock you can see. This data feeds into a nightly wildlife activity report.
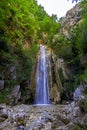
[16,125,25,130]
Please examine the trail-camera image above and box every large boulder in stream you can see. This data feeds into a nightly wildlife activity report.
[73,83,87,113]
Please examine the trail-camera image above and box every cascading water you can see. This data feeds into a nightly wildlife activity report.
[35,45,50,105]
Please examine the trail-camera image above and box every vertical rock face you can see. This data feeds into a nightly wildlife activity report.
[30,54,38,103]
[60,4,81,38]
[50,54,63,104]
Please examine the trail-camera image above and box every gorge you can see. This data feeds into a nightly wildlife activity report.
[0,0,87,129]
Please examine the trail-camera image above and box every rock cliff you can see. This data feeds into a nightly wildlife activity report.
[60,4,81,38]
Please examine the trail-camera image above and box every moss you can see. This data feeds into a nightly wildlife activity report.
[72,124,81,130]
[58,68,64,84]
[79,69,87,82]
[0,85,13,104]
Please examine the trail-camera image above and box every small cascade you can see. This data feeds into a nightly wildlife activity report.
[35,45,50,105]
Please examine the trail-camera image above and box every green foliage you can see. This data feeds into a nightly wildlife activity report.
[0,0,59,83]
[58,68,65,84]
[79,68,87,81]
[52,34,72,60]
[0,86,13,104]
[72,124,81,130]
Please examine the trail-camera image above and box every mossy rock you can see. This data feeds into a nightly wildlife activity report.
[72,124,81,130]
[78,95,87,113]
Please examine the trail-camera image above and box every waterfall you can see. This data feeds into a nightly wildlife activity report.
[35,45,50,105]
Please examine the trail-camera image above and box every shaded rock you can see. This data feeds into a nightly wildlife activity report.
[73,84,87,113]
[30,59,37,102]
[8,85,21,105]
[50,54,63,104]
[0,108,8,118]
[43,122,52,130]
[10,65,17,80]
[81,54,87,67]
[16,113,25,126]
[0,80,4,90]
[52,119,65,129]
[52,54,63,92]
[82,85,87,94]
[16,125,25,130]
[11,85,20,97]
[78,96,87,112]
[0,105,9,122]
[74,114,87,127]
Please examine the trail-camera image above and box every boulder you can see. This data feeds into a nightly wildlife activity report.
[0,105,9,122]
[73,84,87,101]
[73,87,82,101]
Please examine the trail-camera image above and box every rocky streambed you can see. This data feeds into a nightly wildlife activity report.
[0,102,87,130]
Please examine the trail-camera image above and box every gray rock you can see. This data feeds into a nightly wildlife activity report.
[60,4,81,38]
[9,85,21,105]
[11,85,20,97]
[16,125,25,130]
[73,87,82,101]
[10,65,17,80]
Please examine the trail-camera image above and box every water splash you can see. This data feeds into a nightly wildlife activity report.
[35,45,50,104]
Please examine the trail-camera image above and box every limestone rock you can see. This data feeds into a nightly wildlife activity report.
[50,84,60,103]
[0,103,87,130]
[16,125,25,130]
[9,65,17,80]
[60,4,81,38]
[73,84,87,101]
